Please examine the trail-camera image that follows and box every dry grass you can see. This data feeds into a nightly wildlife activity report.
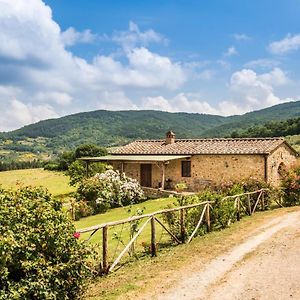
[83,206,300,300]
[0,168,75,197]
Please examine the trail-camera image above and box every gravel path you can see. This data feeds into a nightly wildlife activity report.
[157,210,300,300]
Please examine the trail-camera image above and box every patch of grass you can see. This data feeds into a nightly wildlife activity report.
[75,197,176,230]
[75,197,177,258]
[83,206,300,300]
[0,168,75,197]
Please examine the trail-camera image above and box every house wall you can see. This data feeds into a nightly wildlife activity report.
[164,154,265,191]
[111,154,266,191]
[267,144,298,186]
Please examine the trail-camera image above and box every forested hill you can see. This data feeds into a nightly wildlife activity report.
[231,117,300,138]
[1,101,300,153]
[201,100,300,137]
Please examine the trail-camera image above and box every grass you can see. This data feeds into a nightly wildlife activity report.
[83,206,300,300]
[75,197,177,261]
[75,197,176,230]
[0,168,75,197]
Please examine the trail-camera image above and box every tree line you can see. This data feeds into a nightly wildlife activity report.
[231,117,300,138]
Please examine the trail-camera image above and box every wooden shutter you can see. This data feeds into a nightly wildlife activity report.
[181,161,191,177]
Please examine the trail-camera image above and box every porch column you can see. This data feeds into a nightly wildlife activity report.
[161,162,166,190]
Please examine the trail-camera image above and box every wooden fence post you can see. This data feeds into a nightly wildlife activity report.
[206,204,211,232]
[180,208,186,243]
[261,191,265,211]
[237,197,241,221]
[247,194,252,215]
[151,217,157,257]
[102,225,108,274]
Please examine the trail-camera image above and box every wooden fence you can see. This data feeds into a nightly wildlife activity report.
[78,188,269,274]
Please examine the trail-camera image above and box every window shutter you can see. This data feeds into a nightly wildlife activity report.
[181,161,191,177]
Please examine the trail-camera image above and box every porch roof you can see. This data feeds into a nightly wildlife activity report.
[79,154,191,163]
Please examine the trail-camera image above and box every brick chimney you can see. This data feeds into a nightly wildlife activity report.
[166,130,175,144]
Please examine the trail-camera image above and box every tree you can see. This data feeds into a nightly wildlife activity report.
[74,144,107,159]
[67,144,108,186]
[67,160,107,186]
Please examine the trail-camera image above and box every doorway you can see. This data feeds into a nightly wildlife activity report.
[140,164,152,187]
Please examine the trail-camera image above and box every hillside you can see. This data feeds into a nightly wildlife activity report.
[1,101,300,158]
[202,101,300,137]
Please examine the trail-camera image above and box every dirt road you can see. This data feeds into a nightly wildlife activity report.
[157,210,300,300]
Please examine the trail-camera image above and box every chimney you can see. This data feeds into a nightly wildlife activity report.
[166,130,175,144]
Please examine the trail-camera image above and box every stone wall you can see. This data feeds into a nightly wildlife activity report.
[164,154,265,191]
[110,148,298,191]
[267,143,298,186]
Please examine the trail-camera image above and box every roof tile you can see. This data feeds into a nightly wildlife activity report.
[110,138,286,155]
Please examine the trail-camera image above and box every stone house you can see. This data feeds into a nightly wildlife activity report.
[81,131,298,190]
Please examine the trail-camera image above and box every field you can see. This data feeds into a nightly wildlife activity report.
[0,168,75,197]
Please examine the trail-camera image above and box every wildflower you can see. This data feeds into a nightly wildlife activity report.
[73,232,80,239]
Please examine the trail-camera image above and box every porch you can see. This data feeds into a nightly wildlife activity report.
[79,154,191,190]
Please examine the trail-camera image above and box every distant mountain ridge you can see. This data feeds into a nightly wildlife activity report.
[1,101,300,153]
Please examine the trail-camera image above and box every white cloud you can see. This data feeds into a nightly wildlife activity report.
[35,92,73,106]
[224,46,238,57]
[142,93,218,115]
[61,27,96,46]
[232,33,251,41]
[0,0,187,131]
[244,59,280,69]
[112,21,167,50]
[269,33,300,55]
[219,68,291,115]
[0,98,58,131]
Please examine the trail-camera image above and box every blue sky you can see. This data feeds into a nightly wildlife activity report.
[0,0,300,131]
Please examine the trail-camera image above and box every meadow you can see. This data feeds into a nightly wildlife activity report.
[0,168,75,197]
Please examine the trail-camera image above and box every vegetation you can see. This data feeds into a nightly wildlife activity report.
[230,117,300,139]
[0,187,94,300]
[1,101,300,159]
[74,170,145,219]
[281,163,300,206]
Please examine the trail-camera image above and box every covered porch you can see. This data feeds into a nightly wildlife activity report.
[79,155,191,190]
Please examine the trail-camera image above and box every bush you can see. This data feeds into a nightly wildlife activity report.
[0,187,94,299]
[76,170,145,215]
[71,199,95,221]
[281,163,300,206]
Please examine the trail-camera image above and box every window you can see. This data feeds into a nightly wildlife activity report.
[181,161,191,177]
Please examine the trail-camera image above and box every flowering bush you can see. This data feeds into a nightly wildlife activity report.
[281,163,300,206]
[0,187,94,299]
[76,170,145,215]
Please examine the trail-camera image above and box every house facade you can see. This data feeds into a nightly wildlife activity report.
[81,131,298,190]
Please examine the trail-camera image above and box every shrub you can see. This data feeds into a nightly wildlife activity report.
[76,170,145,215]
[281,163,300,206]
[0,187,94,299]
[71,199,95,221]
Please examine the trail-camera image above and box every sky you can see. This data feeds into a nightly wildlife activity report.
[0,0,300,131]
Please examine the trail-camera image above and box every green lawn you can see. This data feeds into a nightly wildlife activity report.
[0,168,75,197]
[75,197,176,230]
[75,197,177,263]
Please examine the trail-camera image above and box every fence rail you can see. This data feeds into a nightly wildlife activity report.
[78,188,269,274]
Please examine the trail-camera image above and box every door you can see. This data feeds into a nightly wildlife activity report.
[140,164,152,187]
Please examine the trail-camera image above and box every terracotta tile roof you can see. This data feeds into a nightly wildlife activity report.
[110,138,287,155]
